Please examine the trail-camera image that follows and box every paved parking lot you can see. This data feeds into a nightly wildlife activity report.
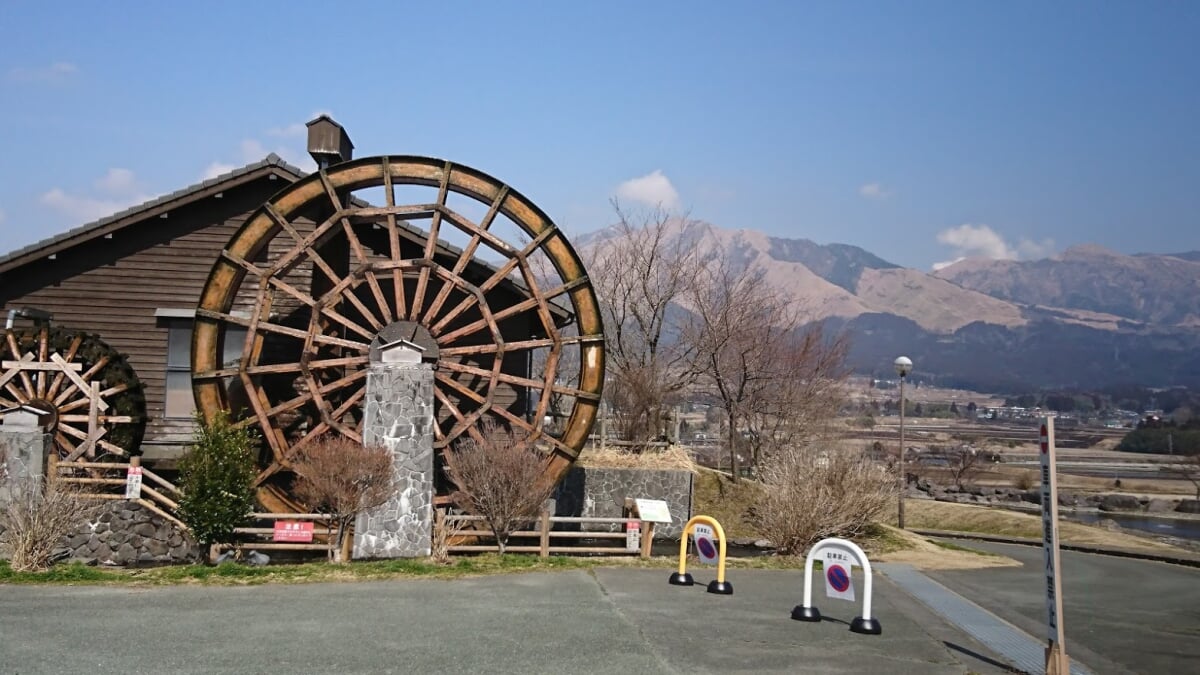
[1,568,1014,674]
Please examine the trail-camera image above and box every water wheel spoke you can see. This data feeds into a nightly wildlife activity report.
[437,294,541,345]
[429,293,483,336]
[198,308,367,352]
[382,160,409,320]
[409,161,451,321]
[0,352,34,391]
[52,355,110,406]
[5,333,36,396]
[35,327,49,399]
[240,372,288,463]
[320,305,377,341]
[515,258,559,339]
[44,334,84,401]
[433,387,490,448]
[317,368,367,395]
[426,270,490,336]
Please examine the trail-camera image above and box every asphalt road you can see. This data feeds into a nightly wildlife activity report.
[0,568,1016,675]
[930,541,1200,675]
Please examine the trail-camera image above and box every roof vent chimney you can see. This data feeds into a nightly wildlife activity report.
[306,115,354,169]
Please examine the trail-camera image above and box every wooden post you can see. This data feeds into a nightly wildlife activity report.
[538,508,551,559]
[1041,417,1071,674]
[46,452,58,485]
[87,381,101,459]
[339,520,354,563]
[640,521,655,559]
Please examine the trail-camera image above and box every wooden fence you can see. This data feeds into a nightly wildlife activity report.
[442,512,655,558]
[215,512,346,560]
[48,457,659,561]
[49,455,186,531]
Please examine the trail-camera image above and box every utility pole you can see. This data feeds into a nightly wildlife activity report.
[894,356,912,529]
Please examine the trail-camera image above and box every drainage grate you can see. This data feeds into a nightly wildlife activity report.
[878,563,1092,675]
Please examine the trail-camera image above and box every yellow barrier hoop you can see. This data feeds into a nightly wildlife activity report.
[675,515,728,584]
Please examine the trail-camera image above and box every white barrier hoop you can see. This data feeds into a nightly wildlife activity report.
[793,537,881,635]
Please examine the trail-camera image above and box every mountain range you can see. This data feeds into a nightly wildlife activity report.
[579,221,1200,392]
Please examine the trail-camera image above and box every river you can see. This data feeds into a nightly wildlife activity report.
[1064,510,1200,542]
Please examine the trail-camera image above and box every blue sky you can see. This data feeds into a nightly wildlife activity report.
[0,1,1196,270]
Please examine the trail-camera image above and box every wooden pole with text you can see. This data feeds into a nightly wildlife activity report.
[1040,417,1070,674]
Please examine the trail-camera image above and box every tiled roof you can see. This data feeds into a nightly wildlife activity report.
[0,153,306,271]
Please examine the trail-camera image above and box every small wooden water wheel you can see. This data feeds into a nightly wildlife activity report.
[0,327,145,460]
[193,156,605,511]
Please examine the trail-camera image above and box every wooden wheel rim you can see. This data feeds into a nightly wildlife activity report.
[193,156,605,509]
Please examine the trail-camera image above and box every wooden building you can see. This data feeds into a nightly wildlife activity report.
[0,123,587,469]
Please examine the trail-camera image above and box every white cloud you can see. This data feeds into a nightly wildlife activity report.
[94,168,139,195]
[614,170,681,210]
[266,122,306,138]
[7,62,78,83]
[1017,237,1056,259]
[39,168,152,225]
[858,182,892,199]
[932,223,1056,270]
[199,130,318,180]
[40,189,141,224]
[202,162,236,180]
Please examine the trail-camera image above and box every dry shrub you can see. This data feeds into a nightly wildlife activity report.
[429,508,469,564]
[577,444,696,471]
[442,420,555,553]
[291,435,396,562]
[752,446,896,556]
[1014,469,1037,491]
[1,475,104,572]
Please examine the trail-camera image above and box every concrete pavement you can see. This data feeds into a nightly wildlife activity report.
[929,540,1200,675]
[1,568,1017,674]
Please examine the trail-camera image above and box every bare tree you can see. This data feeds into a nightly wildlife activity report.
[442,420,556,553]
[937,445,986,489]
[752,445,896,555]
[743,324,850,470]
[1167,455,1200,500]
[686,258,806,478]
[0,468,104,572]
[291,436,396,562]
[584,200,702,443]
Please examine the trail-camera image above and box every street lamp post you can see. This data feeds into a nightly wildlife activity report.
[894,356,913,529]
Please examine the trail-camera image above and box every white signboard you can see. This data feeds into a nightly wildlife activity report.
[625,520,641,552]
[124,465,143,500]
[822,549,856,602]
[634,498,672,523]
[1040,418,1066,645]
[693,524,719,565]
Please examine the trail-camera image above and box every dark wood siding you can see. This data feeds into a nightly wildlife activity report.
[0,176,285,456]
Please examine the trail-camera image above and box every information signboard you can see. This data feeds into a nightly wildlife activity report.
[634,498,672,523]
[124,465,143,500]
[273,520,315,543]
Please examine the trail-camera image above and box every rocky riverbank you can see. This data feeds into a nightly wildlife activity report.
[910,477,1200,515]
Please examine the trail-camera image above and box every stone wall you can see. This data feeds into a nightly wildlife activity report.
[555,467,694,538]
[353,363,434,559]
[56,501,200,565]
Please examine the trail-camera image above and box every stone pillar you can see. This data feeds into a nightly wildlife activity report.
[0,411,51,505]
[352,362,435,558]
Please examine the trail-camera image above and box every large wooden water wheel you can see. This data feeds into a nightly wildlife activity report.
[193,156,605,511]
[0,327,145,460]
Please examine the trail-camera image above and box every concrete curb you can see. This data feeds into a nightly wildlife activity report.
[910,528,1200,568]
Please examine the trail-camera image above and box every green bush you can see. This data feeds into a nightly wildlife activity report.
[177,412,259,551]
